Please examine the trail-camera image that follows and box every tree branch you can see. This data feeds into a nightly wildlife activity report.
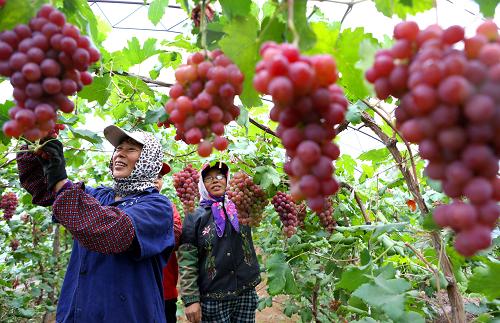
[249,117,277,137]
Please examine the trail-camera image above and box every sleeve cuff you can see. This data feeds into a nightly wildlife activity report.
[182,294,200,306]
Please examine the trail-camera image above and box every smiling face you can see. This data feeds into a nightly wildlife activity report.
[112,139,143,178]
[203,169,227,197]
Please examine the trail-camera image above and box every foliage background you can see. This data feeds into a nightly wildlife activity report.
[0,0,499,322]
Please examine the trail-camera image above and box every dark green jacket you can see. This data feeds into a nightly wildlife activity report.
[178,205,261,305]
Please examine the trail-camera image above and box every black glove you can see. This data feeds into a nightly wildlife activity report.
[38,139,67,191]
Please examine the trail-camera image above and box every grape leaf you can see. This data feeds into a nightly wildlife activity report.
[148,0,169,25]
[69,128,103,145]
[352,275,411,320]
[474,0,499,17]
[219,0,252,19]
[374,0,434,18]
[0,0,36,30]
[219,15,261,107]
[292,0,316,50]
[77,75,112,105]
[266,254,299,295]
[346,100,368,124]
[337,267,371,292]
[468,261,500,301]
[112,38,162,70]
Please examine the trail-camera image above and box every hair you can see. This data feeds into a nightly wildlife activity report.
[119,137,143,147]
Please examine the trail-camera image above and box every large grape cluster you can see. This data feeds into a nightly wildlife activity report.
[226,171,269,227]
[366,21,500,256]
[271,191,299,237]
[0,5,100,141]
[1,192,18,221]
[164,50,243,157]
[253,42,346,213]
[173,165,200,214]
[0,0,6,8]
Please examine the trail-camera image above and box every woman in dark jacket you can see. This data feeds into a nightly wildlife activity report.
[178,162,261,323]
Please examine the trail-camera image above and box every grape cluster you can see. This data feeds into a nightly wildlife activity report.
[0,5,100,141]
[366,21,500,256]
[164,50,243,157]
[0,0,6,8]
[173,165,200,214]
[271,191,299,237]
[226,171,269,227]
[253,42,346,213]
[10,239,19,251]
[317,200,336,232]
[1,192,18,221]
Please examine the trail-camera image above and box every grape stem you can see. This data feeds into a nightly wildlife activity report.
[287,0,300,47]
[200,0,208,51]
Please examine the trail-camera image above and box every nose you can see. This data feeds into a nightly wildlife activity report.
[113,149,126,160]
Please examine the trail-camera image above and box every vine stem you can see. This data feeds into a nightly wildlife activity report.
[340,182,371,224]
[200,0,208,51]
[287,0,300,47]
[362,99,419,186]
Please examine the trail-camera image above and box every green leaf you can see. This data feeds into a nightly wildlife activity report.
[112,38,162,69]
[358,148,390,164]
[336,154,357,177]
[219,0,252,19]
[346,100,368,124]
[145,107,167,124]
[219,15,261,107]
[148,0,169,25]
[69,128,103,145]
[468,261,500,301]
[63,0,103,45]
[78,74,112,105]
[352,275,411,320]
[266,254,298,295]
[374,0,434,18]
[0,100,14,145]
[292,0,316,50]
[337,266,370,292]
[474,0,499,17]
[254,166,281,191]
[0,0,36,30]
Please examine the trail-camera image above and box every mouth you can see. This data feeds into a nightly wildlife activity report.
[210,185,222,190]
[114,161,127,168]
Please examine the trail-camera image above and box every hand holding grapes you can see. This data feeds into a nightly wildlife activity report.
[37,139,67,191]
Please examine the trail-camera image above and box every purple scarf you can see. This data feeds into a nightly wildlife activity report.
[200,194,240,238]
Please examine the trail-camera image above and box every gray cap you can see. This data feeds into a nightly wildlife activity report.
[104,125,147,147]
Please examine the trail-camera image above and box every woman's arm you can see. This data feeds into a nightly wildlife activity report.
[16,146,56,206]
[52,182,135,254]
[178,211,201,305]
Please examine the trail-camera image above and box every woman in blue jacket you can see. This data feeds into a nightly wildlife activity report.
[17,125,175,322]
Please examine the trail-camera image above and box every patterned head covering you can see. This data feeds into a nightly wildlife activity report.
[109,131,163,197]
[198,162,239,238]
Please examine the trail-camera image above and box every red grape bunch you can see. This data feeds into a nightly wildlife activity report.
[317,200,336,232]
[0,5,100,141]
[1,192,18,221]
[253,42,347,213]
[164,50,243,157]
[0,0,6,8]
[366,21,500,256]
[226,171,269,227]
[173,165,200,214]
[271,191,299,238]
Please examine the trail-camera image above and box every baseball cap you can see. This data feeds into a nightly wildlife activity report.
[201,161,229,178]
[104,125,147,147]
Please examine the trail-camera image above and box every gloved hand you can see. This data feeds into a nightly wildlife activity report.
[38,139,67,191]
